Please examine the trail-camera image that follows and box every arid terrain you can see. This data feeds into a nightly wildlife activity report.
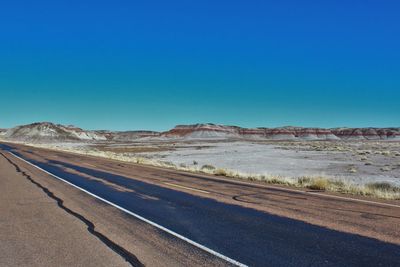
[1,122,399,199]
[1,122,400,266]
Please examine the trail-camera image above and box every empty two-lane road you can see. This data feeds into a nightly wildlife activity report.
[1,143,400,267]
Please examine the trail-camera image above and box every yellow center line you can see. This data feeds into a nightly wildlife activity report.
[164,182,210,194]
[84,163,96,168]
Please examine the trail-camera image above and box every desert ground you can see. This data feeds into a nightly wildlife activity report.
[120,140,400,185]
[8,138,399,200]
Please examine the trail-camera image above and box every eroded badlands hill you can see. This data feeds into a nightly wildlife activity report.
[1,122,399,142]
[163,124,400,141]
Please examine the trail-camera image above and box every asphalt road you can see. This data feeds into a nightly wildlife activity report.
[0,151,131,267]
[1,143,400,267]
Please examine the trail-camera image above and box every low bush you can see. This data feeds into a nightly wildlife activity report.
[201,164,216,171]
[214,168,228,176]
[307,178,329,190]
[366,182,400,192]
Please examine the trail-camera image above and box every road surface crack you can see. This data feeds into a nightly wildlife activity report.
[0,152,144,267]
[232,193,262,204]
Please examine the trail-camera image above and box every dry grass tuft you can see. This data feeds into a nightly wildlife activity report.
[201,164,216,171]
[297,177,312,186]
[307,177,329,190]
[348,167,358,173]
[363,182,400,199]
[366,182,400,193]
[297,177,330,190]
[214,168,228,176]
[380,166,391,172]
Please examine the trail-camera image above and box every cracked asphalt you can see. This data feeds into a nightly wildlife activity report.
[0,152,131,267]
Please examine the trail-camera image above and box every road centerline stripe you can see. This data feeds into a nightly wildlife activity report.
[163,182,210,194]
[8,151,247,267]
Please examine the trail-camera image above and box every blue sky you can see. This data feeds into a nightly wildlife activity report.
[1,0,399,130]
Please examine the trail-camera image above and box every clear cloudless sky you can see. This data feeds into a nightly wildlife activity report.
[1,0,399,131]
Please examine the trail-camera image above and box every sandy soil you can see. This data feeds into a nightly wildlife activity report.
[136,141,400,186]
[5,139,400,187]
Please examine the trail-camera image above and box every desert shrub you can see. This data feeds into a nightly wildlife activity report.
[331,180,348,191]
[247,176,257,181]
[136,157,145,164]
[366,182,400,193]
[201,164,216,171]
[297,177,311,186]
[307,178,329,190]
[380,166,391,172]
[268,176,287,185]
[214,168,228,176]
[348,167,358,173]
[161,161,176,167]
[259,175,267,181]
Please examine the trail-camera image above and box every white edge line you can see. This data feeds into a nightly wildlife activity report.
[8,152,248,267]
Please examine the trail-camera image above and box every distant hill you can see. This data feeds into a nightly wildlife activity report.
[96,130,160,141]
[1,122,399,143]
[1,122,107,142]
[162,124,400,141]
[0,122,160,143]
